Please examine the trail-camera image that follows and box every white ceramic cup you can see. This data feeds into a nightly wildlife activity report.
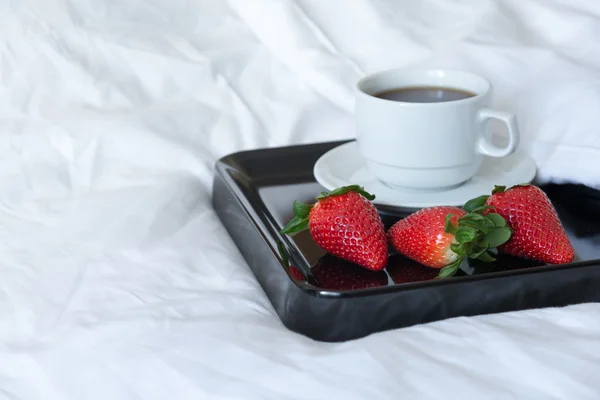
[355,68,520,191]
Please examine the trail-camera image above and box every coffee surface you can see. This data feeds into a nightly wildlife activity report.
[373,86,476,103]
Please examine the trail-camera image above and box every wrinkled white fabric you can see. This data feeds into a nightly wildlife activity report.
[1,1,600,399]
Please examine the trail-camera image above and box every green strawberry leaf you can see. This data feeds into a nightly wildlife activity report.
[481,216,496,229]
[492,185,507,194]
[450,242,463,254]
[437,258,463,278]
[470,205,495,214]
[293,201,313,219]
[476,250,497,262]
[463,195,490,212]
[485,213,506,228]
[281,200,314,235]
[461,213,484,222]
[444,214,458,235]
[484,226,512,248]
[455,227,477,243]
[279,215,309,236]
[316,185,375,201]
[469,244,489,259]
[462,220,490,234]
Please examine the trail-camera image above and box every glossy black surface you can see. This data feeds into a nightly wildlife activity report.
[212,140,600,342]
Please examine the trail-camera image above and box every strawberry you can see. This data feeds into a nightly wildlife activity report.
[312,255,388,290]
[387,205,512,277]
[477,184,575,264]
[386,255,440,284]
[280,185,388,271]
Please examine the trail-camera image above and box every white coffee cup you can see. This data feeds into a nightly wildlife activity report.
[355,68,520,190]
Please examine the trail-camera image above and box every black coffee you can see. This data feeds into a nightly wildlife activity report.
[373,86,476,103]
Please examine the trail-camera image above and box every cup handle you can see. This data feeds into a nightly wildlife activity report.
[476,109,520,157]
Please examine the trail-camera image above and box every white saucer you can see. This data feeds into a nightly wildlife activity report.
[313,141,537,210]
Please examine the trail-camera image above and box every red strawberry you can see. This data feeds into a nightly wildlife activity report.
[388,207,466,268]
[482,184,575,264]
[280,185,388,271]
[312,255,388,290]
[387,205,512,277]
[386,255,439,284]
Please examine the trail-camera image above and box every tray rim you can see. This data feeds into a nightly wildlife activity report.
[215,140,600,299]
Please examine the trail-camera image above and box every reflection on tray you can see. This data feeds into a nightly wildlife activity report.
[291,252,546,291]
[310,255,388,290]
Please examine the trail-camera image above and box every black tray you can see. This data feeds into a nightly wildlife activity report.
[212,140,600,342]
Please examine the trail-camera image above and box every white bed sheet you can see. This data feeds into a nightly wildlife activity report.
[1,1,600,399]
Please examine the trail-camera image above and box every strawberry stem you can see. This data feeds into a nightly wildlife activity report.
[463,195,490,212]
